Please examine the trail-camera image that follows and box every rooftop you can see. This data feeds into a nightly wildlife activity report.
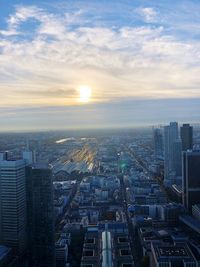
[152,242,196,263]
[32,162,51,170]
[158,246,188,257]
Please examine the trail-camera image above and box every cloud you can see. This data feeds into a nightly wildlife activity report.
[0,1,200,128]
[0,29,19,36]
[15,88,76,98]
[136,7,158,23]
[3,5,69,39]
[7,6,42,25]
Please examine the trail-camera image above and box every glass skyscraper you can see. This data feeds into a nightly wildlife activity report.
[182,150,200,212]
[163,122,179,185]
[0,158,27,256]
[26,163,55,267]
[180,123,193,151]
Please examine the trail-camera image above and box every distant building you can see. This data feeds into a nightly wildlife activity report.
[26,164,55,267]
[160,203,184,225]
[0,152,8,161]
[180,124,193,151]
[173,139,182,177]
[182,150,200,212]
[0,158,27,256]
[153,128,163,160]
[163,122,179,185]
[22,151,35,165]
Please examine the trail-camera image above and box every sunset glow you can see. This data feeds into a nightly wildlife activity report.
[0,0,200,130]
[78,86,92,103]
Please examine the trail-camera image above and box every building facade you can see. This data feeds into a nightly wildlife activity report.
[0,159,27,256]
[153,128,163,160]
[180,124,193,151]
[163,122,179,185]
[26,164,55,267]
[182,151,200,212]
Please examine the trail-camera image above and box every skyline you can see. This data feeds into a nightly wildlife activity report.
[1,0,200,130]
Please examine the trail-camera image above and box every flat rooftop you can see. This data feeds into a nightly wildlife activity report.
[152,242,196,262]
[32,163,50,169]
[158,247,188,257]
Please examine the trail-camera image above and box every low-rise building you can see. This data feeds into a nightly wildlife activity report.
[151,242,198,267]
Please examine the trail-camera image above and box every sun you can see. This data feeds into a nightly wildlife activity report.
[78,86,92,103]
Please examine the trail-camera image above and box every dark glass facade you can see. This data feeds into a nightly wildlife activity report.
[182,151,200,212]
[180,124,193,151]
[26,165,55,267]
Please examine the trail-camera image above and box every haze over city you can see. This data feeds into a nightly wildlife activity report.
[2,1,200,267]
[1,0,200,130]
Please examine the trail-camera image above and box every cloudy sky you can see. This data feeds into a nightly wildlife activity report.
[0,0,200,131]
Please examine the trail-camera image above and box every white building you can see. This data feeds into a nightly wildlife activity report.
[0,158,27,255]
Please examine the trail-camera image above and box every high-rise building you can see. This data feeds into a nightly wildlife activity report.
[26,163,55,267]
[22,151,34,165]
[0,158,27,256]
[163,122,179,185]
[182,150,200,212]
[180,124,193,151]
[153,128,163,159]
[173,139,182,177]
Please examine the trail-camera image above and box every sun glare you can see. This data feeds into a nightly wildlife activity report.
[79,86,92,103]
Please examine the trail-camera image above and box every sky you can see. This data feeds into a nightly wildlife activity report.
[0,0,200,131]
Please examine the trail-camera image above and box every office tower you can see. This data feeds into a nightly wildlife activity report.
[180,123,193,151]
[163,122,178,185]
[26,164,55,267]
[173,139,182,177]
[182,150,200,212]
[0,152,7,161]
[23,151,34,165]
[0,158,27,256]
[153,128,163,159]
[23,147,37,164]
